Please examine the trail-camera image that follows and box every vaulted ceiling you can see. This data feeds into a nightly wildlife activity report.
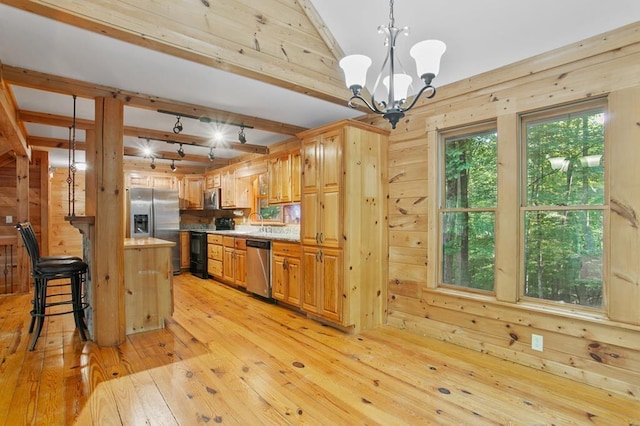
[1,0,639,170]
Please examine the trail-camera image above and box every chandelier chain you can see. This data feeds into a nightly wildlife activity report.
[389,0,395,27]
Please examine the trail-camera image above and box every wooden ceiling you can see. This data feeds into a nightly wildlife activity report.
[0,0,350,164]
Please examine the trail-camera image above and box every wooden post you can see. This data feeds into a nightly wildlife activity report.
[15,154,29,293]
[92,97,126,346]
[85,129,96,216]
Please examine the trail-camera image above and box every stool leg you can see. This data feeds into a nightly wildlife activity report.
[29,279,46,351]
[28,280,38,333]
[71,274,87,341]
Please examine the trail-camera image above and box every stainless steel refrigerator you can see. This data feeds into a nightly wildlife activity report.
[127,187,181,274]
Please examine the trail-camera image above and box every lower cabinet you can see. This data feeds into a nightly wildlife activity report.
[207,234,223,278]
[223,236,246,287]
[302,246,342,323]
[272,241,301,306]
[180,231,190,270]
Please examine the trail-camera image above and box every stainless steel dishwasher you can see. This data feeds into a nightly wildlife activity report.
[246,239,271,298]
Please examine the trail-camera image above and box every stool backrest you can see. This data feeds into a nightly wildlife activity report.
[16,222,40,268]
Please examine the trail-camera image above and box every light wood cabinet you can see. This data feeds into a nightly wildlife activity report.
[183,175,204,210]
[207,234,223,278]
[180,231,190,270]
[268,153,292,204]
[125,172,177,190]
[151,175,177,189]
[272,241,301,306]
[222,236,246,287]
[234,176,252,209]
[301,130,342,248]
[299,120,388,331]
[221,169,235,208]
[291,150,301,202]
[205,172,221,189]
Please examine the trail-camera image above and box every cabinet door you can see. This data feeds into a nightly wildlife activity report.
[286,256,301,306]
[267,157,281,204]
[180,232,190,269]
[221,169,235,207]
[151,175,176,189]
[320,130,342,192]
[223,246,235,282]
[320,190,341,248]
[272,255,287,301]
[234,249,246,288]
[291,150,301,202]
[302,247,319,312]
[318,248,343,323]
[127,173,150,188]
[301,191,319,246]
[235,176,252,209]
[184,176,204,209]
[301,137,320,192]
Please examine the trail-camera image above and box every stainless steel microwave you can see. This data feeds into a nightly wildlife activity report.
[204,188,221,210]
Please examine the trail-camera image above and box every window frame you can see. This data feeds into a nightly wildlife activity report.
[518,99,609,312]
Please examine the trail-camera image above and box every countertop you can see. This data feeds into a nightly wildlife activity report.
[124,237,177,249]
[188,229,300,243]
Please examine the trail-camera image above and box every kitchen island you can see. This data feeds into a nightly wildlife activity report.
[124,237,175,334]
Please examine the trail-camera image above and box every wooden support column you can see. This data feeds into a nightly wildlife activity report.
[92,97,125,346]
[15,154,29,293]
[85,129,96,216]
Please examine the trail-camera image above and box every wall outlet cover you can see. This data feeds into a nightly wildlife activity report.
[532,334,544,352]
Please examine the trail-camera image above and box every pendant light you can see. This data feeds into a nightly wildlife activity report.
[339,0,446,129]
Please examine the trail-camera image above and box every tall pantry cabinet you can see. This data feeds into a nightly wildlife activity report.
[299,120,388,332]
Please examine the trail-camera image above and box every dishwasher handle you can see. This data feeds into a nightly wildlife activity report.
[246,239,271,249]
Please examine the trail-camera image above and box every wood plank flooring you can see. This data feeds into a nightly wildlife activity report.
[0,273,638,425]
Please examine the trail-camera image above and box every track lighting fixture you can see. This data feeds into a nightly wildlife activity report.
[208,146,215,161]
[177,143,185,157]
[238,125,247,144]
[150,157,156,170]
[170,160,177,172]
[173,116,183,134]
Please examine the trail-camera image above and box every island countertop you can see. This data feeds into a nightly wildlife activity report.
[124,237,176,249]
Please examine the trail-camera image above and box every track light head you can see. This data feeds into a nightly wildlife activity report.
[238,125,247,144]
[173,116,183,134]
[170,160,177,172]
[150,158,156,170]
[208,146,215,161]
[177,144,185,157]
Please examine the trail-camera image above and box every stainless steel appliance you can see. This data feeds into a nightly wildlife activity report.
[189,231,207,278]
[246,239,271,298]
[127,187,181,274]
[204,188,221,210]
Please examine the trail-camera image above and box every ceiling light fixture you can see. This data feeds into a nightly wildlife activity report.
[238,125,247,144]
[150,157,156,170]
[208,146,215,162]
[177,143,185,157]
[173,116,183,134]
[339,0,446,129]
[170,160,177,172]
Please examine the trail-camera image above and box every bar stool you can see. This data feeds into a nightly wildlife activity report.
[16,223,89,351]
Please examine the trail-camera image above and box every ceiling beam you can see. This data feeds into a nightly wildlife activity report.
[18,110,269,154]
[27,135,228,166]
[1,0,350,108]
[2,65,307,136]
[0,80,30,159]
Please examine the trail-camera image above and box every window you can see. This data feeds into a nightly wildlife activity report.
[439,124,498,292]
[521,102,605,308]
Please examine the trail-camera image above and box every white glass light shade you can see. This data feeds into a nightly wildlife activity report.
[383,73,413,102]
[410,40,447,78]
[339,55,372,89]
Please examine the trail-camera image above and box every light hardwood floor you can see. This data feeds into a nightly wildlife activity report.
[0,273,638,425]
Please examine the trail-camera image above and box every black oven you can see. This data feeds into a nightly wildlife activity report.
[189,231,208,279]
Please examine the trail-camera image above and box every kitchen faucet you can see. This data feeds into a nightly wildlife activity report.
[248,212,264,232]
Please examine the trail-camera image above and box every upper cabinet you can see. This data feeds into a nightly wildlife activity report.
[183,175,204,210]
[125,171,178,190]
[291,150,301,202]
[205,172,221,189]
[268,153,292,204]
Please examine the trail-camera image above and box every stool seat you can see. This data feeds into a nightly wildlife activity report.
[34,259,88,275]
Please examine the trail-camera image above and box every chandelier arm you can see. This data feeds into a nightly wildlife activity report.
[347,93,387,115]
[399,85,437,113]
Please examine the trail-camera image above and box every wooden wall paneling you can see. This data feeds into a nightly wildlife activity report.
[383,24,640,400]
[608,87,640,325]
[49,168,84,257]
[35,151,49,256]
[93,97,125,346]
[15,155,28,292]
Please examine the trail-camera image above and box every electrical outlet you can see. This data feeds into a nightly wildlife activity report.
[531,334,544,352]
[5,216,12,224]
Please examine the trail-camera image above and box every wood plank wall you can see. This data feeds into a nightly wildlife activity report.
[49,167,85,257]
[370,22,640,400]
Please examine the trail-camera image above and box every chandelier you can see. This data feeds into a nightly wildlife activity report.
[339,0,446,129]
